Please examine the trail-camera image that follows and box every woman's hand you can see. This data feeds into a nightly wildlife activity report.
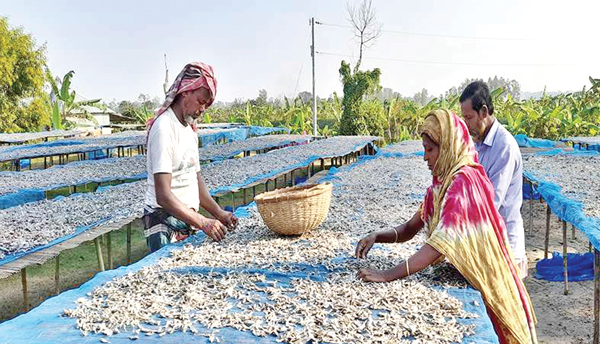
[357,268,392,282]
[355,233,377,259]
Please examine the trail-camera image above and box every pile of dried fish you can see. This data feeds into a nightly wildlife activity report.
[66,269,475,344]
[65,154,479,343]
[198,134,314,161]
[0,156,146,196]
[523,152,600,218]
[0,134,146,162]
[0,182,145,260]
[380,140,423,155]
[0,136,376,260]
[0,135,316,196]
[203,135,378,188]
[0,130,82,144]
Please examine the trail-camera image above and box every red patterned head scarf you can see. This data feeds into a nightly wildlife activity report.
[146,62,217,136]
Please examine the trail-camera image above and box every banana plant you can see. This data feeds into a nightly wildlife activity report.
[47,70,101,129]
[132,105,154,124]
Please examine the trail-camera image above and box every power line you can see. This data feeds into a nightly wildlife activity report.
[316,21,575,42]
[315,51,582,67]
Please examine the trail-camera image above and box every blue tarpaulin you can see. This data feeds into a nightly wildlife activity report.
[246,126,289,137]
[535,252,595,282]
[199,128,248,146]
[515,134,556,148]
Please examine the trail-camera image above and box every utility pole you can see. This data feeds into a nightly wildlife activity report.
[310,17,317,136]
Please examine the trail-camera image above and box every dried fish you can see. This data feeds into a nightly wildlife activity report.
[523,153,600,218]
[379,140,423,155]
[0,136,377,260]
[64,154,477,343]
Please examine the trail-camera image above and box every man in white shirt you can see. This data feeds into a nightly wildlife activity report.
[144,62,237,252]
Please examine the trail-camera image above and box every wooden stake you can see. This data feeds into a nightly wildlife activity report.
[594,248,599,344]
[106,233,113,270]
[21,268,28,312]
[95,237,105,272]
[126,223,132,265]
[55,254,60,295]
[562,220,569,295]
[544,205,551,259]
[528,182,533,234]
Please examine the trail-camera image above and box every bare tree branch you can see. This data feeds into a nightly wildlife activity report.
[347,0,382,72]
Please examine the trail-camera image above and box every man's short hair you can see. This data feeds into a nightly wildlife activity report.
[460,81,494,116]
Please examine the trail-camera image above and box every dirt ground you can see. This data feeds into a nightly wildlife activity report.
[522,200,596,344]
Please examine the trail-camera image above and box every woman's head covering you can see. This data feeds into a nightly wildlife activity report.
[419,109,477,180]
[419,109,479,233]
[146,62,217,136]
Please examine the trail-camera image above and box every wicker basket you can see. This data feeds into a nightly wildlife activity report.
[255,183,333,236]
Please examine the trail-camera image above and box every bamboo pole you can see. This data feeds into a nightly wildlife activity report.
[55,255,60,295]
[594,248,599,344]
[544,205,551,259]
[126,223,132,265]
[562,220,569,295]
[106,233,113,270]
[528,182,533,235]
[21,268,28,312]
[95,237,105,272]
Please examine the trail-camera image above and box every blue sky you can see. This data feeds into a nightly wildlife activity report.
[2,0,598,103]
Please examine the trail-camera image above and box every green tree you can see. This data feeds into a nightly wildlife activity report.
[0,17,51,132]
[339,61,381,135]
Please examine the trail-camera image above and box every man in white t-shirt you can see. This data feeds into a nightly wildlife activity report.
[144,62,237,252]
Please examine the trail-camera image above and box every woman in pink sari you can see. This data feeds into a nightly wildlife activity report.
[355,109,537,344]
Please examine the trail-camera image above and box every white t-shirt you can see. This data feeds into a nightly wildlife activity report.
[145,107,201,210]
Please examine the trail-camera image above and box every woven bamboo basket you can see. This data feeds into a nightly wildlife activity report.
[255,182,333,236]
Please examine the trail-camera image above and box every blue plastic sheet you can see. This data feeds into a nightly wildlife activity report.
[514,134,556,148]
[0,202,498,344]
[523,149,600,252]
[0,188,46,209]
[246,126,289,137]
[535,252,595,282]
[200,128,248,146]
[522,181,541,200]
